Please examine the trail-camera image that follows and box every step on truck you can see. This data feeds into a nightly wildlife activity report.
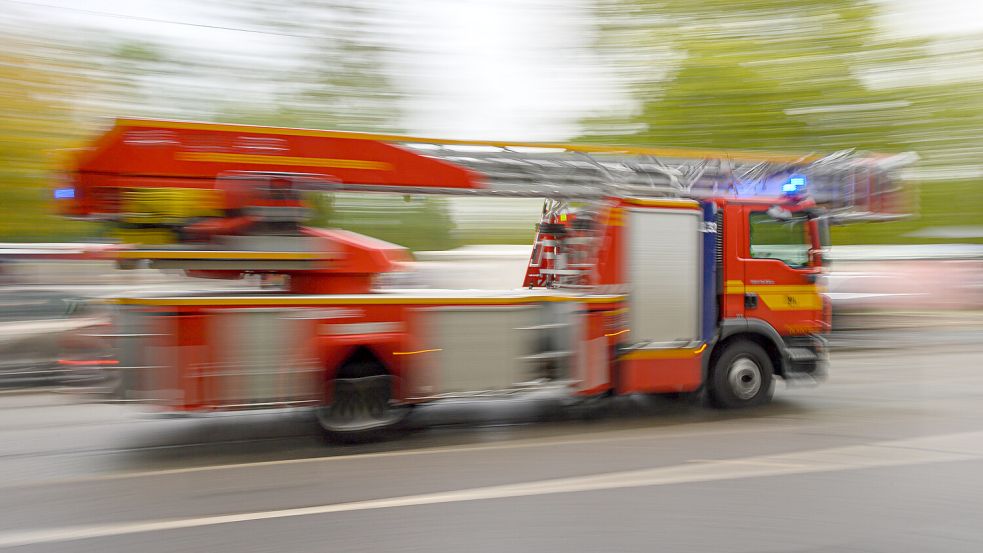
[54,119,913,441]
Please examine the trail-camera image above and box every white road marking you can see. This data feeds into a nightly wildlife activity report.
[1,430,981,549]
[0,418,828,490]
[687,458,812,469]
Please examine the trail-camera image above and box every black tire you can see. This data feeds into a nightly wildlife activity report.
[316,358,409,444]
[707,340,774,409]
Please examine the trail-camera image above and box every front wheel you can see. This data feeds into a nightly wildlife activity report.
[708,341,774,409]
[316,361,409,443]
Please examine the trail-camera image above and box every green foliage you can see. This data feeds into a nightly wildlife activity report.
[581,0,983,245]
[215,0,404,133]
[0,32,102,241]
[0,2,411,243]
[309,193,458,251]
[4,1,979,250]
[584,0,908,151]
[833,180,983,244]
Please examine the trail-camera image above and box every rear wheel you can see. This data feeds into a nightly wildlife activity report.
[708,340,774,409]
[316,357,409,443]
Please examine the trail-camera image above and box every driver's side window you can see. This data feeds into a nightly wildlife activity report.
[748,211,809,268]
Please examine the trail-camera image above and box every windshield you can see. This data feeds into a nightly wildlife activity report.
[748,211,810,268]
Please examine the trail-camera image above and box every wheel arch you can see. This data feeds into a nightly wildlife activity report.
[334,346,388,378]
[317,344,408,443]
[320,338,398,376]
[706,318,786,378]
[321,342,408,405]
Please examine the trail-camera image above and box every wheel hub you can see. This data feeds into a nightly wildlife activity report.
[728,357,762,400]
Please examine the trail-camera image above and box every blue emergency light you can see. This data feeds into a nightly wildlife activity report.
[53,187,75,199]
[783,176,806,194]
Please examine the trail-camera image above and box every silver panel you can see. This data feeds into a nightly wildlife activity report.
[413,306,539,394]
[627,208,702,343]
[114,306,322,408]
[117,308,182,404]
[534,300,581,383]
[217,235,328,253]
[208,309,320,405]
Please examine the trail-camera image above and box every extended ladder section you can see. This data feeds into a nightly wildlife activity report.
[404,144,914,220]
[60,119,915,223]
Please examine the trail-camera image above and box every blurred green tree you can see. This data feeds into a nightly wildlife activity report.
[216,0,405,133]
[0,3,457,249]
[213,0,458,249]
[582,0,914,152]
[0,31,98,241]
[581,0,983,243]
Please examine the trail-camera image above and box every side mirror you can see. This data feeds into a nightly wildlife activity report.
[809,249,830,268]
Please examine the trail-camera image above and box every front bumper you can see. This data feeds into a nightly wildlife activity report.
[781,334,829,385]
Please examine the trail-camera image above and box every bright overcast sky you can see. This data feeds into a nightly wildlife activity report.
[8,0,983,140]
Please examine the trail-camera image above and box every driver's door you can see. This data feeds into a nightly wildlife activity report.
[740,207,823,335]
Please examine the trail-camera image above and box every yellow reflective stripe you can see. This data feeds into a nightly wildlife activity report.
[723,281,826,294]
[757,292,823,311]
[601,207,624,227]
[623,343,706,360]
[725,280,745,294]
[175,152,391,171]
[601,208,624,227]
[393,349,442,356]
[621,198,700,209]
[722,281,825,311]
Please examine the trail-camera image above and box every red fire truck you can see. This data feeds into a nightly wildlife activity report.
[55,118,911,441]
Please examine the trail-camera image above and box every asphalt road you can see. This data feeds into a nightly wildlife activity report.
[1,332,983,552]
